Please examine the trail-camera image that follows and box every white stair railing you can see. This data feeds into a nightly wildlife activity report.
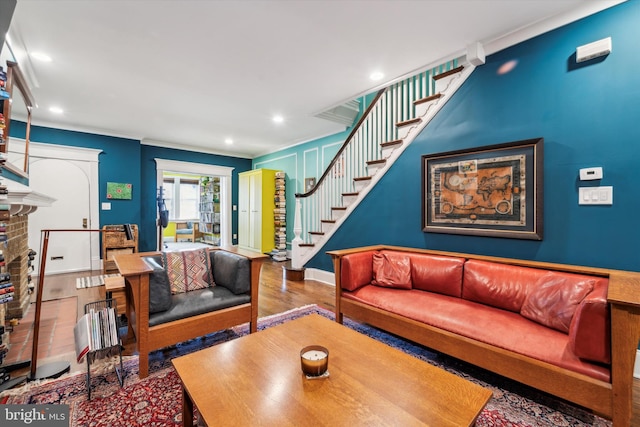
[293,56,474,268]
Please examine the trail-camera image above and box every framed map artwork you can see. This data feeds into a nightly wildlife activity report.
[422,138,543,240]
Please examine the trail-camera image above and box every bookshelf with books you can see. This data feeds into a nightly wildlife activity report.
[199,176,221,246]
[272,171,287,262]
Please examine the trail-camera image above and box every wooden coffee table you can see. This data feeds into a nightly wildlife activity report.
[172,314,491,426]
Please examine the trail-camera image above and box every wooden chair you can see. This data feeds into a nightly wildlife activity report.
[174,221,200,242]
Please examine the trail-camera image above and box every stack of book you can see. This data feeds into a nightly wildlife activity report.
[0,113,5,148]
[74,305,120,363]
[0,66,8,100]
[27,249,36,293]
[0,326,7,368]
[0,271,13,305]
[272,171,287,262]
[0,151,6,221]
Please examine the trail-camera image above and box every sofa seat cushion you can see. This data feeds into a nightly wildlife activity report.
[149,286,250,327]
[344,286,610,382]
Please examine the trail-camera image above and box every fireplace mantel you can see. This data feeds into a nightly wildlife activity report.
[6,179,56,215]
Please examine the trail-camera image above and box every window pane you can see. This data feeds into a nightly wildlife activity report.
[179,181,199,219]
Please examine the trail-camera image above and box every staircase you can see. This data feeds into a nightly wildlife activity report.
[292,56,477,268]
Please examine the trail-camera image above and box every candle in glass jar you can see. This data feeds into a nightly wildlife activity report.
[302,350,327,361]
[300,345,329,376]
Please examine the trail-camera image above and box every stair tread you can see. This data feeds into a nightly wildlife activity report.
[309,231,325,235]
[367,159,387,166]
[332,207,347,211]
[433,65,464,81]
[414,93,443,105]
[396,117,421,127]
[342,192,359,196]
[299,243,315,247]
[353,176,372,182]
[321,219,336,223]
[380,139,403,148]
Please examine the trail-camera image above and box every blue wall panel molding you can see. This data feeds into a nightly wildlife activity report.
[303,148,319,191]
[306,1,640,272]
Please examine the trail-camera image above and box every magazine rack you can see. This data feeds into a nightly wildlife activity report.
[82,299,124,399]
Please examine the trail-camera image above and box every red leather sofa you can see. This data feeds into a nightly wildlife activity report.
[328,245,640,426]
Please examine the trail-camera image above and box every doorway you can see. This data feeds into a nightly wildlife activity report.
[24,141,102,275]
[154,159,233,250]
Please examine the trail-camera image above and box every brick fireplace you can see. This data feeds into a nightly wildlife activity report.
[4,214,31,320]
[0,180,55,335]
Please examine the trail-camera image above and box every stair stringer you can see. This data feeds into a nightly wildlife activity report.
[297,62,477,266]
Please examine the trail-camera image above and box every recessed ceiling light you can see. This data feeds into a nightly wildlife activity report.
[370,71,384,81]
[224,138,233,145]
[272,115,284,124]
[30,52,52,62]
[49,106,63,114]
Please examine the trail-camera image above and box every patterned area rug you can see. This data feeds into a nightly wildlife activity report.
[75,274,120,289]
[0,305,611,426]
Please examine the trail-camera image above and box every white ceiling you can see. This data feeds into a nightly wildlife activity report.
[4,0,623,158]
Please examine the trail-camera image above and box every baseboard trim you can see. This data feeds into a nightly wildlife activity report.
[304,268,335,286]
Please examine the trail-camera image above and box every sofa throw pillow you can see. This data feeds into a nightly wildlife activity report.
[163,248,214,294]
[520,273,595,333]
[372,251,412,289]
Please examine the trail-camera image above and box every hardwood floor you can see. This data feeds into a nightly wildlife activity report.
[2,259,638,425]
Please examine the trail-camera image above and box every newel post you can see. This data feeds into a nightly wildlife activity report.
[291,197,303,269]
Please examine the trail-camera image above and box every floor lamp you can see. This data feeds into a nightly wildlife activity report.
[29,226,133,381]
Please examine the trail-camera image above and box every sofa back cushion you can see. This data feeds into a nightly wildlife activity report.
[163,248,214,294]
[462,259,548,312]
[520,272,595,333]
[409,254,465,297]
[341,251,376,292]
[143,255,172,314]
[209,250,251,295]
[372,251,412,289]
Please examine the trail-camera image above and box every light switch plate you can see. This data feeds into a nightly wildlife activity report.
[579,186,613,205]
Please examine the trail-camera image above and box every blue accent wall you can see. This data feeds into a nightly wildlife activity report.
[15,123,252,252]
[24,124,142,228]
[307,1,640,273]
